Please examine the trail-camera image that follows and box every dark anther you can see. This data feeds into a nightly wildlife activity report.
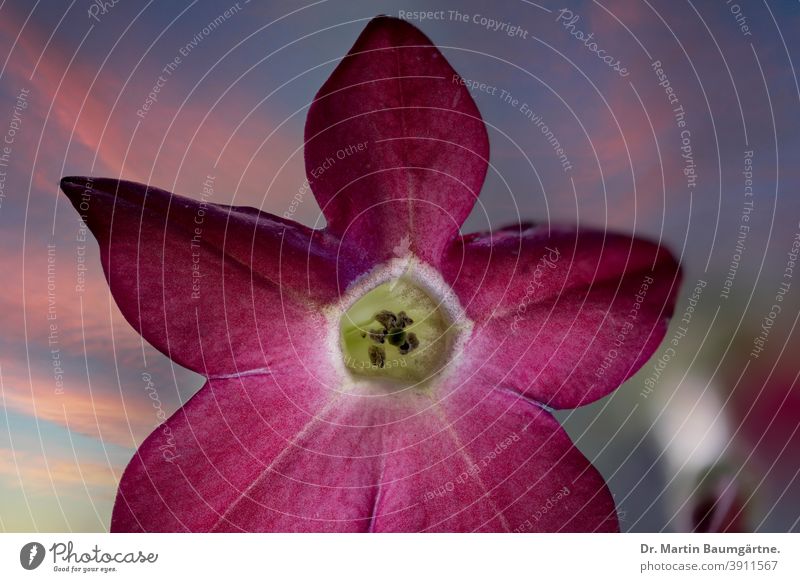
[368,345,386,368]
[375,310,397,330]
[386,328,406,346]
[396,311,414,328]
[398,333,419,355]
[367,329,386,343]
[372,310,417,355]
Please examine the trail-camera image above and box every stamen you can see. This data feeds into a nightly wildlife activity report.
[368,345,386,368]
[386,327,406,346]
[375,310,397,330]
[367,329,386,343]
[339,277,452,383]
[396,311,414,328]
[398,332,419,355]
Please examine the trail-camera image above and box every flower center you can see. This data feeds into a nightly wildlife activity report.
[339,277,452,383]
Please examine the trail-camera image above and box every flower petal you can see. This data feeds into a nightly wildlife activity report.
[112,372,615,531]
[371,384,618,532]
[305,16,489,265]
[111,373,341,532]
[441,225,681,408]
[112,373,444,532]
[60,177,364,376]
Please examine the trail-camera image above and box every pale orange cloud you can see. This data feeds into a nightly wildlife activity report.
[1,361,187,449]
[0,447,122,495]
[0,233,149,360]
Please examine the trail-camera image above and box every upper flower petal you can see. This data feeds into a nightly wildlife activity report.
[440,225,681,408]
[59,177,365,376]
[304,16,489,265]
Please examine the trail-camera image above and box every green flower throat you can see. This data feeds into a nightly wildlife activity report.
[339,277,452,383]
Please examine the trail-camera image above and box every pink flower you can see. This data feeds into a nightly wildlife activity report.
[60,16,680,532]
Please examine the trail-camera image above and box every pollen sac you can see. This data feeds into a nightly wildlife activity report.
[339,278,452,383]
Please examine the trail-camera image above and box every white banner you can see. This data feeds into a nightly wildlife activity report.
[0,533,797,581]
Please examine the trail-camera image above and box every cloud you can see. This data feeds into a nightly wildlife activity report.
[0,359,194,450]
[0,3,313,215]
[0,447,122,495]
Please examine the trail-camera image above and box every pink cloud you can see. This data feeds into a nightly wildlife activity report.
[0,6,311,217]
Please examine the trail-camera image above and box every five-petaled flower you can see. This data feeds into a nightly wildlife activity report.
[60,16,681,532]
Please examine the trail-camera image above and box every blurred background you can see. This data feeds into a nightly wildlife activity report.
[0,0,798,531]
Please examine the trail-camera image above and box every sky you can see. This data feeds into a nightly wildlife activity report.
[0,0,799,532]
